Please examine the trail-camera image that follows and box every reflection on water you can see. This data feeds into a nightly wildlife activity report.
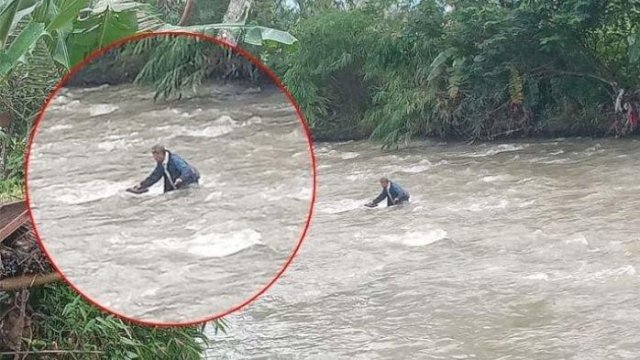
[28,83,313,323]
[205,137,640,359]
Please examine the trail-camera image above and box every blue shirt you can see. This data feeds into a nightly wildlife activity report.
[372,181,410,206]
[140,151,200,193]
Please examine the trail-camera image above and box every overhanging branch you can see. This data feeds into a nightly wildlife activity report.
[177,0,196,26]
[539,69,616,90]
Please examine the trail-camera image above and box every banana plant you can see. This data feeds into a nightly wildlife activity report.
[158,23,298,47]
[0,0,298,82]
[0,0,87,80]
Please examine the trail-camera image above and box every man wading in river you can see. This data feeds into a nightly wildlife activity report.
[365,177,410,208]
[129,145,200,194]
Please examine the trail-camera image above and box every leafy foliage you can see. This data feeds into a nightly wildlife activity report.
[0,36,60,179]
[0,176,23,202]
[98,34,264,101]
[281,9,378,140]
[280,0,640,146]
[22,283,228,359]
[66,2,141,67]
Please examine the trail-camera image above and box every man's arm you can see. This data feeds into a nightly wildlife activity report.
[371,189,387,205]
[172,156,195,184]
[139,164,163,189]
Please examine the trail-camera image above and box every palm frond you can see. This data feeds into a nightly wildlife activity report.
[91,0,165,31]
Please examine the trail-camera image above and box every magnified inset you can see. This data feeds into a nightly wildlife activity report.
[26,33,316,325]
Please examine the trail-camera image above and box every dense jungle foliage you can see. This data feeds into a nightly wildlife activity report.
[279,0,640,145]
[69,0,640,146]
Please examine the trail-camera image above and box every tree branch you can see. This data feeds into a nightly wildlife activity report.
[13,290,28,360]
[0,272,61,291]
[219,0,253,46]
[1,350,104,356]
[177,0,196,26]
[538,68,617,97]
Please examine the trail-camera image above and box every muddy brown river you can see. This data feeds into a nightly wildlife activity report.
[204,135,640,359]
[25,82,640,359]
[27,83,313,324]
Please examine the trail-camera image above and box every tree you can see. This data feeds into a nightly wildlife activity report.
[278,0,640,146]
[219,0,252,45]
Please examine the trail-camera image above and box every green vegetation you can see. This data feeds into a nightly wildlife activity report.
[65,0,640,147]
[112,35,266,101]
[20,283,226,359]
[279,0,640,146]
[0,176,22,201]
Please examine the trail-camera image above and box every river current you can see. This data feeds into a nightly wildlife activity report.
[205,128,640,358]
[27,83,313,323]
[25,83,640,358]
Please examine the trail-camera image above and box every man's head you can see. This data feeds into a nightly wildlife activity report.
[379,177,390,188]
[151,144,166,163]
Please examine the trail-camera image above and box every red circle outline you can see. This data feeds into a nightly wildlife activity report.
[24,31,317,327]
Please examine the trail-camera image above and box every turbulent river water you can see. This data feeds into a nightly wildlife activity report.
[204,123,640,357]
[27,83,313,323]
[26,83,640,358]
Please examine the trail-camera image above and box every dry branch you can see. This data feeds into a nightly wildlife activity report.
[1,350,104,356]
[0,272,61,291]
[177,0,196,26]
[219,0,253,45]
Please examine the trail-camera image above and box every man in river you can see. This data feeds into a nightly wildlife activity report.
[365,177,410,208]
[129,145,200,194]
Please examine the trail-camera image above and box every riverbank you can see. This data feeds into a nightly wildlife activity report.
[61,79,626,144]
[303,109,626,143]
[47,78,640,146]
[62,29,635,144]
[65,46,275,89]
